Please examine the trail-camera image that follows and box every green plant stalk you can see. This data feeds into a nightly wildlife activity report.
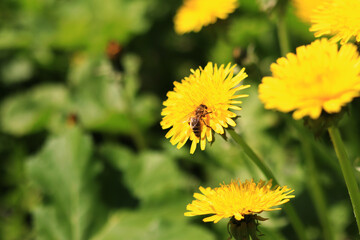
[123,85,147,150]
[328,126,360,232]
[287,116,343,181]
[285,115,334,239]
[129,116,147,150]
[300,135,334,240]
[276,2,291,56]
[227,129,308,240]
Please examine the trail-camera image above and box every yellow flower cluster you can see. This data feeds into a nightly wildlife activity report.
[310,0,360,44]
[161,62,249,154]
[293,0,360,44]
[174,0,238,34]
[185,179,294,223]
[259,39,360,120]
[292,0,324,23]
[163,0,360,234]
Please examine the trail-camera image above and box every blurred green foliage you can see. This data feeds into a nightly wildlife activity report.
[1,0,359,240]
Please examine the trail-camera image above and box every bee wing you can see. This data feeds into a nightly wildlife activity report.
[182,111,195,124]
[189,116,200,128]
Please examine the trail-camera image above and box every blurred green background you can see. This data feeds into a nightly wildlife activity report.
[1,0,360,239]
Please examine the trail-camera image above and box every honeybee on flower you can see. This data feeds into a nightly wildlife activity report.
[161,62,250,154]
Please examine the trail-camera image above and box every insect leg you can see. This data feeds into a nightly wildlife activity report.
[201,118,211,128]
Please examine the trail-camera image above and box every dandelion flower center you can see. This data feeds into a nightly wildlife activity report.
[184,179,294,223]
[259,38,360,120]
[160,62,249,154]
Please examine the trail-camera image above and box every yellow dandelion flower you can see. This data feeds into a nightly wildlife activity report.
[310,0,360,44]
[292,0,325,23]
[184,179,294,223]
[174,0,238,34]
[160,62,249,154]
[259,39,360,120]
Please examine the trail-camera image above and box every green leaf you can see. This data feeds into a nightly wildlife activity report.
[52,0,151,52]
[228,16,272,48]
[91,209,216,240]
[33,207,70,240]
[0,84,69,136]
[209,38,234,65]
[286,7,315,44]
[70,57,159,134]
[71,68,133,134]
[100,144,189,204]
[0,28,32,50]
[133,94,161,129]
[26,127,101,240]
[329,201,352,240]
[0,138,34,240]
[1,56,34,84]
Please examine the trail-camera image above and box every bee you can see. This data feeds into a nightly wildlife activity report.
[189,104,211,138]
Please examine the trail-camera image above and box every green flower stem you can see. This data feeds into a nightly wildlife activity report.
[276,2,291,56]
[328,126,360,232]
[131,122,147,150]
[299,134,334,240]
[123,106,147,150]
[123,88,147,150]
[227,129,275,181]
[288,117,343,180]
[284,115,334,239]
[227,129,308,240]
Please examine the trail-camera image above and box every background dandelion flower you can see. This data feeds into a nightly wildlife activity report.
[160,62,249,154]
[259,39,360,120]
[310,0,360,44]
[184,179,294,223]
[292,0,325,23]
[174,0,238,34]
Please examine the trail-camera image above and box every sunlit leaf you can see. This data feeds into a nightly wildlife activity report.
[52,0,151,52]
[100,144,189,204]
[91,209,215,240]
[228,16,272,48]
[70,56,159,134]
[1,56,33,84]
[26,127,101,240]
[0,84,69,136]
